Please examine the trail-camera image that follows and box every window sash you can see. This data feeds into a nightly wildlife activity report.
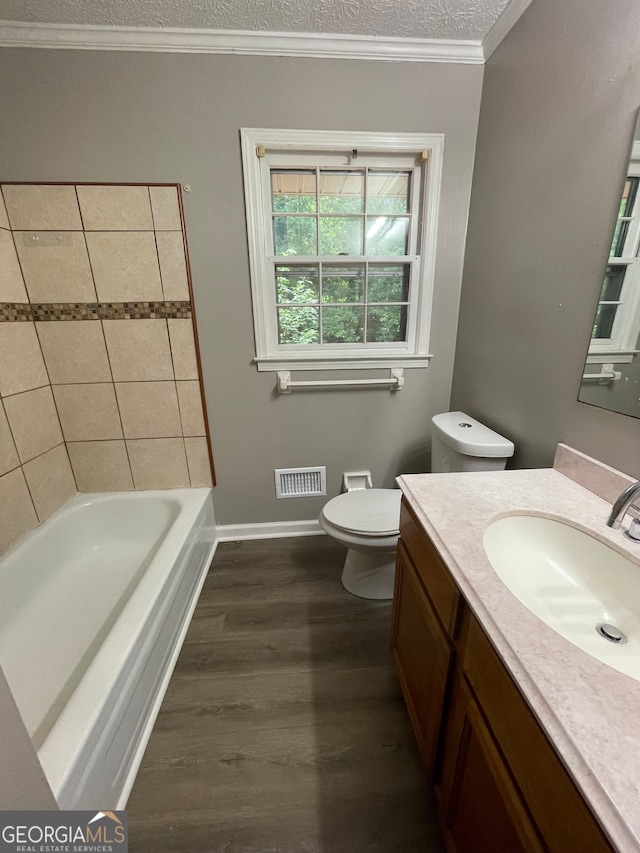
[268,165,419,258]
[272,259,413,346]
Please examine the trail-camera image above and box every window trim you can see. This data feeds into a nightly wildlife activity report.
[240,128,444,371]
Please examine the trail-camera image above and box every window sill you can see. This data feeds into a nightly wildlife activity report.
[586,350,639,365]
[254,354,433,372]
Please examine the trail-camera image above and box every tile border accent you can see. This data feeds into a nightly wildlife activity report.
[0,301,192,322]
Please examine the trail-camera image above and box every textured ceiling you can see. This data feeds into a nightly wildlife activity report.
[0,0,512,41]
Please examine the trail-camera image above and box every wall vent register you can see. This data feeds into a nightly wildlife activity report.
[274,466,327,498]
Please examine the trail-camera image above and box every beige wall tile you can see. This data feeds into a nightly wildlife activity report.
[0,323,49,397]
[156,232,189,300]
[0,230,28,302]
[86,232,162,301]
[149,186,182,230]
[0,190,10,230]
[3,387,63,463]
[126,438,189,490]
[0,402,19,477]
[2,185,82,230]
[67,440,133,492]
[167,319,199,380]
[77,185,153,230]
[103,319,173,381]
[176,380,206,436]
[115,381,181,439]
[15,231,96,303]
[37,321,111,384]
[53,384,123,441]
[23,445,76,522]
[0,468,38,555]
[184,437,212,487]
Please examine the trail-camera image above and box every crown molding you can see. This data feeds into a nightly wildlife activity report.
[482,0,534,59]
[0,20,485,64]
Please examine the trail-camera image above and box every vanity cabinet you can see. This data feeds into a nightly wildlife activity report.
[391,499,614,853]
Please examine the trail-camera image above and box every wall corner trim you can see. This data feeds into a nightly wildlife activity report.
[0,20,485,64]
[481,0,535,60]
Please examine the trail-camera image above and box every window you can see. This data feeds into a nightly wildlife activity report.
[240,129,444,370]
[588,146,640,364]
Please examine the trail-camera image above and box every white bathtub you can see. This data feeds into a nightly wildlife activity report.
[0,488,216,810]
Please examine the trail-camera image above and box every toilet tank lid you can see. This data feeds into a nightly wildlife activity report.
[431,412,515,458]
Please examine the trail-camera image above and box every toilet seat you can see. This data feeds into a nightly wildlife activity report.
[322,489,401,537]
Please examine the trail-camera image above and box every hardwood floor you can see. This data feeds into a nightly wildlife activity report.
[127,536,445,853]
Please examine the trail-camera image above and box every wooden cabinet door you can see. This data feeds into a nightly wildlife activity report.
[391,542,454,778]
[438,674,544,853]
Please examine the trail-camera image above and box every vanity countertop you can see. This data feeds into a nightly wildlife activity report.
[397,463,640,853]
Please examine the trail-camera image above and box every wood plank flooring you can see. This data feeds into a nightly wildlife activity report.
[127,536,445,853]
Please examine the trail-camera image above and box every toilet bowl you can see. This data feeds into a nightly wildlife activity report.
[320,411,515,601]
[319,488,402,600]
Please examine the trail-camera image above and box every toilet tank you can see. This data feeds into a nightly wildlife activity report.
[431,412,515,473]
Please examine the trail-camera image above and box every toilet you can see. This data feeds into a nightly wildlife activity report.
[319,411,515,600]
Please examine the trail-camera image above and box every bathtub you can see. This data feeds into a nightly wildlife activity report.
[0,488,216,810]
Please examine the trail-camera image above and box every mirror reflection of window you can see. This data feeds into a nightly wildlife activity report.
[590,172,640,354]
[579,114,640,419]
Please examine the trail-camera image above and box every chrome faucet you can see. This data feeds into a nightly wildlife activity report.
[606,480,640,538]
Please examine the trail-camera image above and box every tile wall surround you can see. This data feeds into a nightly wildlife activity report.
[0,183,213,557]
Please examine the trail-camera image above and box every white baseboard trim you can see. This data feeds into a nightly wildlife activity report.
[0,21,485,64]
[216,519,324,542]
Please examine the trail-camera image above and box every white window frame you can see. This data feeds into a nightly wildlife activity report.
[588,143,640,365]
[240,128,444,371]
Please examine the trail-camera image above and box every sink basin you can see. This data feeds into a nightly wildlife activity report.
[483,514,640,680]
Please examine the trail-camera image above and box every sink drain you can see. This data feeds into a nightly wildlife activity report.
[595,623,627,644]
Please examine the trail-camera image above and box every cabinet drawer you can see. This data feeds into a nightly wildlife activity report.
[400,501,460,637]
[462,615,613,853]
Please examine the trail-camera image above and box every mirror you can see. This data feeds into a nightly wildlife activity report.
[578,115,640,418]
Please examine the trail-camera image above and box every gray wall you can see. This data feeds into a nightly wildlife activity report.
[0,49,483,523]
[451,0,640,477]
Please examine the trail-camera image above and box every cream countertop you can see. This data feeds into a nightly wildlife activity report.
[397,454,640,853]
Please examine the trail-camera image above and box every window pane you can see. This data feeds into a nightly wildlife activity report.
[322,265,365,303]
[600,265,625,302]
[367,171,411,214]
[319,217,364,255]
[368,264,410,302]
[322,306,364,343]
[273,216,317,255]
[278,307,319,343]
[366,305,407,342]
[319,170,364,214]
[271,170,317,213]
[592,305,617,339]
[366,217,409,255]
[275,265,319,304]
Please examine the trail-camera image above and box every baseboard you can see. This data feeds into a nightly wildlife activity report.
[216,519,324,542]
